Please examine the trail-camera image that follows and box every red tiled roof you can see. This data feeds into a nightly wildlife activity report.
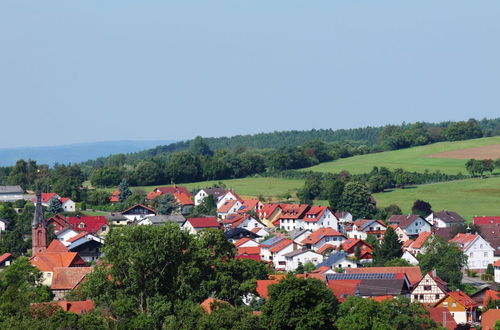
[370,295,394,302]
[200,298,228,314]
[327,280,361,302]
[426,307,457,330]
[473,216,500,225]
[345,266,423,286]
[301,228,345,245]
[483,290,500,307]
[0,253,14,264]
[155,186,191,196]
[311,266,330,274]
[234,238,253,247]
[222,213,253,228]
[256,280,280,299]
[238,199,260,213]
[411,232,432,249]
[402,239,414,248]
[218,200,239,213]
[269,239,294,253]
[482,309,500,330]
[186,217,220,228]
[173,192,193,206]
[40,193,58,203]
[303,206,330,223]
[59,197,70,203]
[278,204,310,220]
[494,260,500,267]
[449,233,478,251]
[109,190,120,203]
[46,240,69,253]
[237,246,261,255]
[51,267,93,290]
[316,244,338,254]
[66,232,87,243]
[30,252,87,272]
[146,191,163,200]
[445,291,478,309]
[66,216,108,234]
[57,300,94,315]
[341,238,373,254]
[258,204,281,218]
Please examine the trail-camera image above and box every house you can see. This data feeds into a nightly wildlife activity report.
[251,226,270,239]
[67,233,104,263]
[217,200,242,220]
[278,204,310,231]
[495,260,500,283]
[200,297,229,314]
[327,279,361,302]
[171,192,194,214]
[0,218,9,231]
[402,251,419,265]
[223,228,260,243]
[56,227,80,246]
[345,219,387,240]
[237,199,263,214]
[302,206,339,231]
[392,225,410,242]
[107,213,130,226]
[260,236,286,262]
[473,216,500,225]
[283,249,323,272]
[236,246,261,261]
[340,238,374,262]
[426,210,465,228]
[146,185,191,201]
[138,214,186,226]
[481,309,500,330]
[234,238,259,248]
[255,279,280,299]
[425,307,457,330]
[33,193,75,212]
[216,190,243,209]
[411,271,448,305]
[109,190,120,203]
[31,300,95,315]
[472,222,500,259]
[334,211,353,224]
[316,251,358,270]
[182,217,220,234]
[51,267,93,300]
[0,253,15,269]
[268,239,297,270]
[449,233,495,270]
[405,231,432,255]
[326,273,411,298]
[345,266,423,287]
[0,185,24,202]
[258,204,283,227]
[30,240,87,286]
[121,204,157,222]
[480,289,500,308]
[435,291,478,324]
[60,198,76,212]
[194,187,227,206]
[288,228,312,245]
[388,215,432,237]
[47,215,109,236]
[221,213,265,230]
[301,228,346,251]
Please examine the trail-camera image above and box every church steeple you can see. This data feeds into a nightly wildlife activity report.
[32,190,47,254]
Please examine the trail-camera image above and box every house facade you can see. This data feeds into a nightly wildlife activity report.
[426,210,465,228]
[283,250,323,272]
[302,206,339,231]
[0,185,24,202]
[388,215,432,237]
[449,233,495,270]
[411,272,448,305]
[435,291,478,325]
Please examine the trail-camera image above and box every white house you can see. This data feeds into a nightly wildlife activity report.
[60,198,76,212]
[283,250,323,272]
[301,227,346,251]
[235,238,260,248]
[334,211,353,224]
[0,218,9,231]
[426,210,465,228]
[181,217,220,235]
[56,227,80,246]
[302,206,339,231]
[402,251,419,265]
[405,231,432,256]
[216,191,242,209]
[315,251,358,270]
[221,213,265,230]
[411,271,448,305]
[450,233,495,270]
[494,260,500,283]
[288,228,312,245]
[121,204,157,222]
[259,236,298,270]
[388,215,432,237]
[217,200,242,220]
[345,219,387,240]
[194,187,227,206]
[0,186,24,202]
[278,204,309,232]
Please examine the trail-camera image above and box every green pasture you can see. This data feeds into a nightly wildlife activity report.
[302,136,500,175]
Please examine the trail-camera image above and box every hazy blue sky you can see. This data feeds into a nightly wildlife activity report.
[1,1,499,148]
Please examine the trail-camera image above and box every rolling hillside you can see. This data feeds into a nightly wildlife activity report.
[302,136,500,175]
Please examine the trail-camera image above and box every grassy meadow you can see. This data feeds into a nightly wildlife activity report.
[302,136,500,175]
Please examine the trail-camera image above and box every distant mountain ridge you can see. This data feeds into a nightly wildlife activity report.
[0,140,175,166]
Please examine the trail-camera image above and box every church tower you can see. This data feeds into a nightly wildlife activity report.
[32,190,47,254]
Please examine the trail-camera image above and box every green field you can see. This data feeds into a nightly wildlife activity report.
[372,176,500,220]
[302,136,500,175]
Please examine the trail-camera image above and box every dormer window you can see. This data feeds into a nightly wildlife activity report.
[79,223,85,228]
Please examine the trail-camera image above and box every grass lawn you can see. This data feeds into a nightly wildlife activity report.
[302,136,500,175]
[373,176,500,221]
[82,210,109,216]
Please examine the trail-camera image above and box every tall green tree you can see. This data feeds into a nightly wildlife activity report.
[47,198,63,214]
[118,178,132,202]
[151,193,178,215]
[261,276,338,330]
[338,182,374,219]
[411,200,432,218]
[372,226,403,265]
[189,136,214,156]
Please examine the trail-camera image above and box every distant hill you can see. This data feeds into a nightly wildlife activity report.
[0,140,175,166]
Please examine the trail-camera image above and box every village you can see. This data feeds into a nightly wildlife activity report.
[1,183,499,329]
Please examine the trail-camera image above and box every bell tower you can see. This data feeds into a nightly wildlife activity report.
[32,190,47,254]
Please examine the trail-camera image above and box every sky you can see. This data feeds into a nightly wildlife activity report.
[1,1,499,148]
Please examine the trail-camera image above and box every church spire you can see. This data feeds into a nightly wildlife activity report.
[32,190,47,254]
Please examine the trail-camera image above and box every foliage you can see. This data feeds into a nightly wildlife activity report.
[151,193,178,215]
[411,200,432,218]
[465,159,494,177]
[261,276,338,330]
[384,258,411,267]
[338,182,374,219]
[90,167,125,187]
[445,119,483,141]
[190,194,217,217]
[47,198,63,214]
[418,236,467,287]
[372,227,402,265]
[118,178,132,202]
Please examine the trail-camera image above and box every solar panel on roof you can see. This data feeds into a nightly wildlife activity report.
[326,273,396,281]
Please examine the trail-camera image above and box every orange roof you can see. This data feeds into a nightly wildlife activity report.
[259,204,281,218]
[483,290,500,308]
[482,309,500,330]
[238,199,259,213]
[311,266,330,274]
[234,237,254,247]
[493,260,500,267]
[279,204,309,220]
[0,253,14,264]
[45,240,69,253]
[303,206,330,223]
[200,298,228,314]
[402,239,414,248]
[411,232,432,249]
[256,280,280,299]
[327,280,361,302]
[269,239,294,253]
[445,291,478,309]
[449,233,478,251]
[146,191,163,200]
[237,247,261,255]
[426,307,457,330]
[173,192,193,206]
[218,200,239,213]
[345,266,422,286]
[301,228,345,245]
[370,295,394,302]
[51,267,93,290]
[66,232,87,243]
[341,238,373,253]
[316,244,338,254]
[58,300,94,315]
[30,252,86,272]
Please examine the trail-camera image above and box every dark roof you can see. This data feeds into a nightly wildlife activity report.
[316,252,349,268]
[202,187,227,198]
[474,223,500,256]
[283,249,319,258]
[0,185,23,193]
[223,228,259,240]
[433,227,455,240]
[388,214,427,229]
[0,218,10,224]
[358,279,409,296]
[121,204,158,215]
[327,273,398,281]
[432,211,465,224]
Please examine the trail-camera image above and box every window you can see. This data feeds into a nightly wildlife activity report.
[484,252,488,257]
[325,238,330,242]
[451,302,456,307]
[424,285,432,291]
[443,302,448,307]
[419,295,424,300]
[414,295,418,299]
[435,294,440,300]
